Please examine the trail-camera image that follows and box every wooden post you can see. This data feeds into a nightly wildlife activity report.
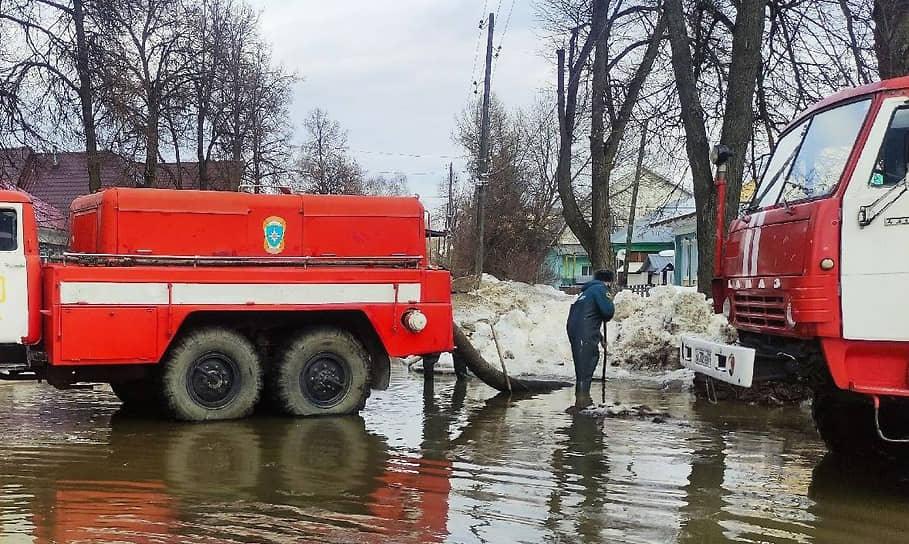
[474,12,494,277]
[621,119,648,286]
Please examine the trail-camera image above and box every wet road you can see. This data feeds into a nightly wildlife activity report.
[0,370,908,543]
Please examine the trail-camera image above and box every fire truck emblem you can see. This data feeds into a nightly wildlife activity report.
[263,216,287,254]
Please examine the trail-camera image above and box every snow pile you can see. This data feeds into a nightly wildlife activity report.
[611,286,736,370]
[453,275,580,378]
[452,275,736,377]
[580,402,670,421]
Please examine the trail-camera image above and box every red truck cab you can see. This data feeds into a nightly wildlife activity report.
[681,76,909,451]
[0,191,41,347]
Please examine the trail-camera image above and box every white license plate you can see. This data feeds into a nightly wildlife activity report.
[695,349,711,367]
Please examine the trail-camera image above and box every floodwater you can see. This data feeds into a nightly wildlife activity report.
[0,370,908,544]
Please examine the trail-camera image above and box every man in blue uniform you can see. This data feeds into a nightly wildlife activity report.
[566,269,615,410]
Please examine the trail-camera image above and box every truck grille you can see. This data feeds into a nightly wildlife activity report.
[734,293,786,329]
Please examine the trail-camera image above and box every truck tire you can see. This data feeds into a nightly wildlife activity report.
[111,379,160,411]
[812,389,893,456]
[160,327,263,421]
[268,327,370,416]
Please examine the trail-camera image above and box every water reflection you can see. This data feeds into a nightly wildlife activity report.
[548,407,608,543]
[3,378,909,542]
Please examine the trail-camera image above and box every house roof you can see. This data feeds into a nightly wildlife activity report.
[650,180,760,227]
[1,148,244,219]
[647,197,696,224]
[554,243,587,256]
[640,254,674,272]
[611,217,675,245]
[0,179,66,230]
[17,151,138,215]
[611,166,693,200]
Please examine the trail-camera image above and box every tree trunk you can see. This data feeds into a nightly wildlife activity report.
[589,0,610,269]
[145,103,160,188]
[719,0,767,229]
[556,37,595,251]
[665,0,765,295]
[665,0,718,295]
[168,121,184,190]
[196,105,208,190]
[873,0,909,79]
[73,0,102,193]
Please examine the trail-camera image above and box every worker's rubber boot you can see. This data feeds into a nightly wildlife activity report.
[453,355,469,381]
[423,354,440,383]
[565,386,594,415]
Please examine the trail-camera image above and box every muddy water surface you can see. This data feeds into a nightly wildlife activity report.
[0,370,907,543]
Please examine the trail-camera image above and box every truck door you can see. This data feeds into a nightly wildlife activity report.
[841,96,909,340]
[0,204,28,344]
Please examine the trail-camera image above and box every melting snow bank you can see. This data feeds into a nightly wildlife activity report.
[450,275,735,381]
[611,285,736,370]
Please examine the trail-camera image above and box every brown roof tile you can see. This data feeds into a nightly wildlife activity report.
[0,149,245,220]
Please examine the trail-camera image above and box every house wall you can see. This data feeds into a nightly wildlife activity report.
[558,254,592,286]
[627,269,649,286]
[675,233,699,286]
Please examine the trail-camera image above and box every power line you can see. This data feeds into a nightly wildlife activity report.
[349,148,467,160]
[468,2,489,100]
[373,170,447,177]
[491,0,517,78]
[493,0,505,21]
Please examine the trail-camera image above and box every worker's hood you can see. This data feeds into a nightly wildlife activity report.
[580,280,606,292]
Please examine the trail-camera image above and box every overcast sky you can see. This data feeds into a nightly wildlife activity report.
[246,0,552,209]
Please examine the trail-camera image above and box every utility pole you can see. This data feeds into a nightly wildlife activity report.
[445,162,454,267]
[621,119,649,286]
[475,12,494,277]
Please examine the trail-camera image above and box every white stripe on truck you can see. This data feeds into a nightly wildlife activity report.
[59,282,422,305]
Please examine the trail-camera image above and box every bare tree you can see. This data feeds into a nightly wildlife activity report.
[294,108,364,195]
[188,0,236,189]
[0,0,103,190]
[664,0,766,293]
[553,0,666,269]
[362,174,410,197]
[873,0,909,78]
[242,48,294,191]
[451,96,564,282]
[94,0,194,188]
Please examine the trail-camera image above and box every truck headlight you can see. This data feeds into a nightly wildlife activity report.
[722,297,732,319]
[403,309,428,332]
[785,302,796,328]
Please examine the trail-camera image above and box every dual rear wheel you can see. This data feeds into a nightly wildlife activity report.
[110,326,371,421]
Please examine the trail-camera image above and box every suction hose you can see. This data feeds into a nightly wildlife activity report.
[451,322,572,393]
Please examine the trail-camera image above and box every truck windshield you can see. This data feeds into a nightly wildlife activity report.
[754,99,871,209]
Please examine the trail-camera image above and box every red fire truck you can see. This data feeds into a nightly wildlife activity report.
[0,187,453,421]
[681,75,909,452]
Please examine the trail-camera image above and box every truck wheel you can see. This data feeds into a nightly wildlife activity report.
[812,389,880,455]
[111,379,159,410]
[160,327,263,421]
[268,327,370,416]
